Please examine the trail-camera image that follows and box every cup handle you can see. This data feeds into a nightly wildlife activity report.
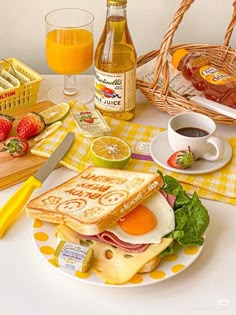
[202,136,225,161]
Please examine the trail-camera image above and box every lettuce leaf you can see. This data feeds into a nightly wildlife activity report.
[157,171,210,257]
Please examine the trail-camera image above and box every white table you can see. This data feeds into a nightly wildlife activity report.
[0,75,235,315]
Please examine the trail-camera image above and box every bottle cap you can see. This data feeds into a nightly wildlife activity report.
[107,0,127,6]
[172,48,189,68]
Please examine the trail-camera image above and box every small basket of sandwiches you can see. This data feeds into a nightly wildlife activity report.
[26,166,209,285]
[0,57,43,113]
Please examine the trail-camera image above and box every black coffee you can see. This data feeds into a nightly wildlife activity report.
[176,127,209,137]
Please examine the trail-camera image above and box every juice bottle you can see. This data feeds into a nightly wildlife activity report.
[94,0,137,120]
[172,48,236,108]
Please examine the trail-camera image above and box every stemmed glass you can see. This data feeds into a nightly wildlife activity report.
[45,8,94,104]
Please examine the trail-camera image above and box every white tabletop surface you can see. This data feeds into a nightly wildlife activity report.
[0,75,235,315]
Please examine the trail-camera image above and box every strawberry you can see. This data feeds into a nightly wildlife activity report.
[84,117,94,123]
[17,112,45,139]
[167,146,194,169]
[0,136,29,157]
[0,114,15,141]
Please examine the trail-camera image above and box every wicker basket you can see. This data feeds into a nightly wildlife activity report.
[0,58,43,114]
[136,0,236,125]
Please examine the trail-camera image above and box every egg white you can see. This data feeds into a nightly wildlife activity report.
[107,191,175,244]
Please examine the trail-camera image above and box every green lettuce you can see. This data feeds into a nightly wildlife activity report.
[157,171,210,257]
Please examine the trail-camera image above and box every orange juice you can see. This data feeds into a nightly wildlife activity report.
[46,29,93,75]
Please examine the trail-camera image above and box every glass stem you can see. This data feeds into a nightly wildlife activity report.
[64,75,77,96]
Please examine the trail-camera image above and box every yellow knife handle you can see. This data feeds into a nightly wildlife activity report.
[0,176,42,239]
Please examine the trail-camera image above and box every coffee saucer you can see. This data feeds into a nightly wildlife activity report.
[149,131,233,175]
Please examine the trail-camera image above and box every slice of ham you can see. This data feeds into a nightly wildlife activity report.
[77,191,176,253]
[76,231,149,253]
[160,190,176,208]
[100,231,150,252]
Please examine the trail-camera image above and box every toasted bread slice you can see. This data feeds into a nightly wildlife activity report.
[138,256,162,273]
[26,166,163,235]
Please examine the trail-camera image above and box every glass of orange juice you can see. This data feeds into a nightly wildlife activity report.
[45,8,94,104]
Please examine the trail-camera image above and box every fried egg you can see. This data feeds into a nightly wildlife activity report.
[107,191,175,244]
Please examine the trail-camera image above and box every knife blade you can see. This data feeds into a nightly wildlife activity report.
[0,132,75,238]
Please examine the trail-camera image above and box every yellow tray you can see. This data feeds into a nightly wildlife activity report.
[0,58,43,113]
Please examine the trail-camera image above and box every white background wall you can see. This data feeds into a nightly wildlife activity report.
[1,0,235,74]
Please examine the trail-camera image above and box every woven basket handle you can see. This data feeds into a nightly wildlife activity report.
[224,0,236,46]
[152,0,236,94]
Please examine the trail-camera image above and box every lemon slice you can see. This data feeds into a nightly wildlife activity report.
[90,136,131,169]
[34,121,62,142]
[40,103,70,125]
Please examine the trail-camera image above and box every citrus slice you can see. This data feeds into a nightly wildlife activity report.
[40,102,70,125]
[34,121,62,142]
[90,136,131,169]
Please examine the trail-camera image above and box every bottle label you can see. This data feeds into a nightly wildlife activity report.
[200,65,236,85]
[94,67,136,112]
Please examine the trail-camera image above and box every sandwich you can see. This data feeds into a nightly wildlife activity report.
[26,166,209,284]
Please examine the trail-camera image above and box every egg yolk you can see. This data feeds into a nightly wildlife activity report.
[118,204,157,235]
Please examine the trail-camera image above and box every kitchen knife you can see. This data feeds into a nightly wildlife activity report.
[0,132,75,238]
[189,95,236,120]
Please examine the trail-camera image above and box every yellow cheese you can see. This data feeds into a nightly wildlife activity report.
[90,238,173,284]
[56,224,173,285]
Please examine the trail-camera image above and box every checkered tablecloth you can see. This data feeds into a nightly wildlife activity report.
[31,103,236,205]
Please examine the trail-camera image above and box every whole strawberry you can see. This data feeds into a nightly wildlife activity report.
[167,146,194,169]
[0,136,29,157]
[0,114,15,141]
[17,112,45,139]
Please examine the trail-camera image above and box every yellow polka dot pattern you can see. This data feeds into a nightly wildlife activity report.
[33,219,44,228]
[40,246,54,255]
[150,270,166,279]
[34,232,49,242]
[33,219,92,281]
[172,264,185,273]
[129,274,144,284]
[32,220,203,287]
[75,271,91,279]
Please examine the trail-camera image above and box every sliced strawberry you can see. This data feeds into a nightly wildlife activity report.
[167,147,194,169]
[17,112,45,139]
[0,136,29,157]
[0,114,15,141]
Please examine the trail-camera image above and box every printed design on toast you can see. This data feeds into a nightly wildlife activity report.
[124,178,145,189]
[98,190,129,206]
[76,207,107,221]
[42,196,62,205]
[26,167,164,236]
[57,199,87,213]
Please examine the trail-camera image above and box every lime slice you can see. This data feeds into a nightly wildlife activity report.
[34,121,62,141]
[90,136,131,169]
[40,103,70,125]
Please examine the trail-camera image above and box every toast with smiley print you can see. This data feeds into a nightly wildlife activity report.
[26,166,163,235]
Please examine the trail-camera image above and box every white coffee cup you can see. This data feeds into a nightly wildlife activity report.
[167,112,225,161]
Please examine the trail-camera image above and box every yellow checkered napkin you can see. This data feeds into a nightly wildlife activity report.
[31,106,236,205]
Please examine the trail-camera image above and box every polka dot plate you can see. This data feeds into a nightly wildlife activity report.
[32,219,204,287]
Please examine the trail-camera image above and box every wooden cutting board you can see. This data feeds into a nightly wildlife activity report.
[0,100,58,190]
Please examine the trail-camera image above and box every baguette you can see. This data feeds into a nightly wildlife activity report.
[26,166,163,235]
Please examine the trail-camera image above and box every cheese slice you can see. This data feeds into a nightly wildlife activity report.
[90,238,173,284]
[56,224,173,285]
